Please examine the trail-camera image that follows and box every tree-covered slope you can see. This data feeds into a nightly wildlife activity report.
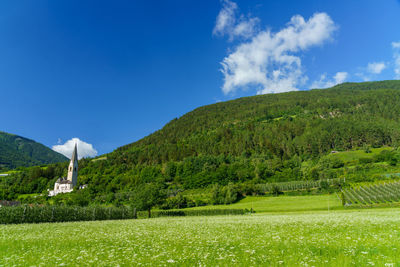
[114,80,400,164]
[73,80,400,191]
[0,131,68,169]
[5,80,400,204]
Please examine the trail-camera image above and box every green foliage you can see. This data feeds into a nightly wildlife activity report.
[364,144,371,153]
[130,183,166,216]
[359,157,373,164]
[0,204,245,224]
[160,193,191,209]
[0,205,138,224]
[117,80,400,164]
[319,180,329,191]
[0,162,68,199]
[270,185,282,196]
[210,183,241,205]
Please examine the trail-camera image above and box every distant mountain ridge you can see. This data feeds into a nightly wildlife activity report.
[0,131,68,170]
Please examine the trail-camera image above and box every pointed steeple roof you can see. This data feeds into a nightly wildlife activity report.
[71,143,78,162]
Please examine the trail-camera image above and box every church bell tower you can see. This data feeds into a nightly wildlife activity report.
[67,143,78,186]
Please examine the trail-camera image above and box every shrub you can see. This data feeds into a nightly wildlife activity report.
[160,194,188,209]
[270,185,282,196]
[319,180,329,191]
[359,158,373,164]
[210,183,241,205]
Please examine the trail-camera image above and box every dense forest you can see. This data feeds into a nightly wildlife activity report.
[3,80,400,208]
[0,131,68,170]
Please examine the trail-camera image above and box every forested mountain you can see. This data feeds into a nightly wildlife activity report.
[4,80,400,205]
[0,131,68,170]
[116,80,400,164]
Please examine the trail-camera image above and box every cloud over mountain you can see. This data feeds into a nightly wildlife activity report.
[52,138,98,159]
[311,72,348,89]
[367,62,386,74]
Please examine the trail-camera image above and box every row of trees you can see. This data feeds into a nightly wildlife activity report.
[3,146,400,204]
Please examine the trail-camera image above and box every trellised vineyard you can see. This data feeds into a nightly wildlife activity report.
[342,182,400,205]
[258,178,343,192]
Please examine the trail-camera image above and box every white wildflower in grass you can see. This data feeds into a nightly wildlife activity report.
[1,209,400,265]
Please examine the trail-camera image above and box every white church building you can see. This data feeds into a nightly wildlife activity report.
[48,144,78,196]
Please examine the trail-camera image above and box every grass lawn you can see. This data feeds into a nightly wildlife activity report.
[326,146,391,164]
[183,194,342,213]
[2,208,400,266]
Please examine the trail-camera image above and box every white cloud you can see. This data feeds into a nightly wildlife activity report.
[219,12,336,94]
[393,41,400,79]
[232,17,259,39]
[367,62,386,74]
[213,0,259,41]
[334,72,348,84]
[52,137,98,159]
[213,0,237,37]
[311,72,348,89]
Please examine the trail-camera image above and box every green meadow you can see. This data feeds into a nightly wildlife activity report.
[1,208,400,266]
[183,194,342,213]
[2,194,400,266]
[326,147,391,164]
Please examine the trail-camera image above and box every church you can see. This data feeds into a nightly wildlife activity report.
[48,144,78,196]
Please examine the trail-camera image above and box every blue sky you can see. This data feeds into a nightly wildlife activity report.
[1,0,400,158]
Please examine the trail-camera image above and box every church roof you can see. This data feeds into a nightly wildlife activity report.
[56,177,72,184]
[71,143,78,163]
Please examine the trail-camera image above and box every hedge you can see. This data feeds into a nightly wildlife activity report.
[0,205,247,224]
[0,205,137,224]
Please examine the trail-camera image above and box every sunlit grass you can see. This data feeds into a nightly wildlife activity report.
[2,209,400,266]
[183,194,342,213]
[326,146,391,164]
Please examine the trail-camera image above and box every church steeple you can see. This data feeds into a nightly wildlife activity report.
[71,143,78,163]
[67,143,78,186]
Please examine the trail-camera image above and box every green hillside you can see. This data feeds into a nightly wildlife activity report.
[117,80,400,163]
[5,80,400,205]
[0,131,68,170]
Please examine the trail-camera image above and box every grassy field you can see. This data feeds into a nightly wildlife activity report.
[2,208,400,266]
[326,146,391,164]
[183,194,342,213]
